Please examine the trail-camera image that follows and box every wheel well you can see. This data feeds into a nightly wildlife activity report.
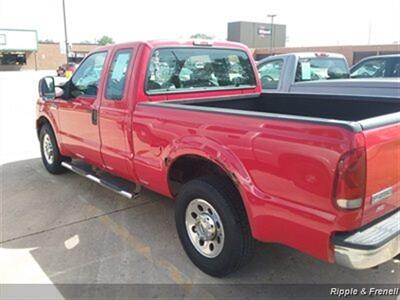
[36,117,50,137]
[168,155,238,197]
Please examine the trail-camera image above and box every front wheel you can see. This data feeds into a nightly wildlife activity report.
[39,123,69,174]
[175,176,255,277]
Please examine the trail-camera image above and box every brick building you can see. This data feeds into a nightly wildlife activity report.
[0,42,99,71]
[253,44,400,65]
[33,42,99,70]
[0,28,99,71]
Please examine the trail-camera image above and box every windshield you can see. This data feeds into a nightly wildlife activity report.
[146,48,256,94]
[295,57,349,82]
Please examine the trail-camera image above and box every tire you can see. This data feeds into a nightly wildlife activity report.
[175,176,255,277]
[39,123,69,174]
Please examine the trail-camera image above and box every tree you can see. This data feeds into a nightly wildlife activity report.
[190,33,214,40]
[97,35,114,45]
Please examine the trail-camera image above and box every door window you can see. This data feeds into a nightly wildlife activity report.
[350,59,386,78]
[69,51,107,98]
[105,49,133,100]
[258,59,283,89]
[392,60,400,77]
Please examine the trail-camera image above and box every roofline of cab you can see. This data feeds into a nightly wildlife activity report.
[89,40,251,54]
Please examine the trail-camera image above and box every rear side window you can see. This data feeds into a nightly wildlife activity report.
[258,59,283,89]
[295,57,349,82]
[146,48,256,94]
[105,49,133,100]
[391,58,400,77]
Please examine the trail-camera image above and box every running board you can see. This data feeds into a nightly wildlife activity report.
[61,160,141,199]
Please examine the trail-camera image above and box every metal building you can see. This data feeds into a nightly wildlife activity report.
[227,21,286,49]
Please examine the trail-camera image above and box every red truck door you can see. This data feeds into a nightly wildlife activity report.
[57,51,108,166]
[98,47,137,180]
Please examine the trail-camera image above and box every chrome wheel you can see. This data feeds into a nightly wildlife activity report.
[185,198,225,258]
[43,133,54,164]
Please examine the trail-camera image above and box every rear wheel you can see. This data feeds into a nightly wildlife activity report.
[175,176,255,277]
[39,123,69,174]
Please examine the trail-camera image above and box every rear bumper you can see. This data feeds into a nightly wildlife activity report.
[333,209,400,269]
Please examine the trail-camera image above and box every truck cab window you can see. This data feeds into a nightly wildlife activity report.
[258,59,283,89]
[146,48,256,94]
[69,51,107,98]
[105,49,132,100]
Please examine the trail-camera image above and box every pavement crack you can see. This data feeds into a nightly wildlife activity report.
[0,199,154,245]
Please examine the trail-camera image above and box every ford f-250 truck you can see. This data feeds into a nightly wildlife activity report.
[37,40,400,277]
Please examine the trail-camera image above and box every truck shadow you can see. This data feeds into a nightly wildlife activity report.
[1,158,399,298]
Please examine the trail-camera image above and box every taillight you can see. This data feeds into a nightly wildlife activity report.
[333,148,366,209]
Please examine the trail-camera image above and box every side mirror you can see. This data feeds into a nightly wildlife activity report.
[39,76,56,100]
[39,76,65,100]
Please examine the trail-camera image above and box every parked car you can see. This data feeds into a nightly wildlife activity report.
[350,54,400,78]
[257,53,399,97]
[56,62,78,78]
[257,52,349,91]
[37,40,400,277]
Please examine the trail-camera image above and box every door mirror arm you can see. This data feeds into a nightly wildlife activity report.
[55,87,64,98]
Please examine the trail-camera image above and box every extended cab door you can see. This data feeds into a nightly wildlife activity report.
[99,47,136,180]
[57,51,108,166]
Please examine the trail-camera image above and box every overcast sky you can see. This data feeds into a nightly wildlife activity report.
[0,0,399,47]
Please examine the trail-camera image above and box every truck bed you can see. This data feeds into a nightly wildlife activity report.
[184,93,400,127]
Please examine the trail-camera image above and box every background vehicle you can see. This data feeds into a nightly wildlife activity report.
[257,52,349,91]
[285,78,400,98]
[37,40,400,277]
[257,53,399,97]
[56,62,78,78]
[350,54,400,78]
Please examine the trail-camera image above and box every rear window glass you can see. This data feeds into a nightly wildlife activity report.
[146,48,256,94]
[295,57,349,82]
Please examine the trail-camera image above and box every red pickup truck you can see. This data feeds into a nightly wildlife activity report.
[37,40,400,277]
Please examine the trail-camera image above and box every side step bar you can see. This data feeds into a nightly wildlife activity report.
[61,160,141,199]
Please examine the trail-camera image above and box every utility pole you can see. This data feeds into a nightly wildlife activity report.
[267,14,277,55]
[62,0,69,63]
[367,20,372,45]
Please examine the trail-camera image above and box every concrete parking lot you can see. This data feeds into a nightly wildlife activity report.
[0,71,399,298]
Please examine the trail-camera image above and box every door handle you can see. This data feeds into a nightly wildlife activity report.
[91,109,98,125]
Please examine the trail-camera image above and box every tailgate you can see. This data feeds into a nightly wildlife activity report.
[362,123,400,225]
